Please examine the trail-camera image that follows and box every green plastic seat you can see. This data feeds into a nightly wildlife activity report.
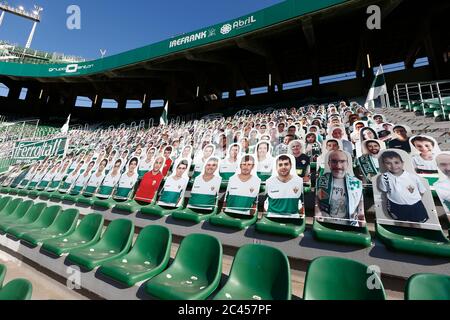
[7,205,62,239]
[8,188,19,195]
[20,209,80,246]
[0,198,22,219]
[17,189,29,196]
[376,223,450,258]
[405,273,450,300]
[42,213,104,256]
[0,279,32,300]
[93,197,117,209]
[0,196,12,213]
[0,200,33,223]
[76,193,96,206]
[114,200,148,213]
[99,225,172,287]
[303,256,386,300]
[0,264,5,288]
[0,203,47,233]
[49,191,66,201]
[67,219,134,270]
[28,189,41,197]
[171,205,219,224]
[0,187,10,194]
[210,211,258,230]
[213,244,291,300]
[0,199,34,223]
[256,216,306,238]
[141,203,179,217]
[312,220,372,247]
[145,233,222,300]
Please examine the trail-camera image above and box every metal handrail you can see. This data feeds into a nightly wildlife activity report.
[393,80,450,120]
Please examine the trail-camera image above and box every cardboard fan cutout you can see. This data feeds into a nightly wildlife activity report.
[373,149,441,231]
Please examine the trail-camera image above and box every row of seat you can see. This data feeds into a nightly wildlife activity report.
[0,264,32,300]
[1,196,449,300]
[5,184,450,260]
[399,97,450,121]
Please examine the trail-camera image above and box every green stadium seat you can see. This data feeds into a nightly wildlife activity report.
[76,196,96,206]
[99,225,172,287]
[0,187,11,194]
[20,208,79,246]
[42,213,104,256]
[256,216,306,238]
[140,199,182,217]
[213,244,291,300]
[0,199,35,226]
[0,264,5,288]
[0,199,33,223]
[67,219,134,270]
[210,210,258,230]
[7,205,61,239]
[92,197,117,209]
[312,220,372,247]
[0,198,22,219]
[405,273,450,300]
[303,256,386,300]
[0,279,32,300]
[171,205,220,224]
[113,199,148,214]
[145,233,222,300]
[376,223,450,258]
[0,203,47,233]
[0,196,12,214]
[8,188,19,196]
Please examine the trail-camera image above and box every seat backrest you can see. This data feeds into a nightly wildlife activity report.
[405,273,450,300]
[47,208,79,233]
[0,198,22,216]
[75,213,104,241]
[31,205,62,228]
[228,244,291,300]
[173,233,222,282]
[0,196,12,212]
[132,225,171,265]
[303,256,386,300]
[18,202,47,224]
[0,279,32,300]
[0,264,5,289]
[100,219,134,251]
[10,200,34,218]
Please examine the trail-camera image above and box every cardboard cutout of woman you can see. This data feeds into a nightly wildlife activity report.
[255,141,274,183]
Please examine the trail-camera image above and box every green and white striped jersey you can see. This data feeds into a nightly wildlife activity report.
[225,174,261,215]
[265,175,303,218]
[220,158,239,181]
[158,175,189,208]
[188,175,222,210]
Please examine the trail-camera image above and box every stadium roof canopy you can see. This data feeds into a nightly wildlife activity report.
[0,0,448,120]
